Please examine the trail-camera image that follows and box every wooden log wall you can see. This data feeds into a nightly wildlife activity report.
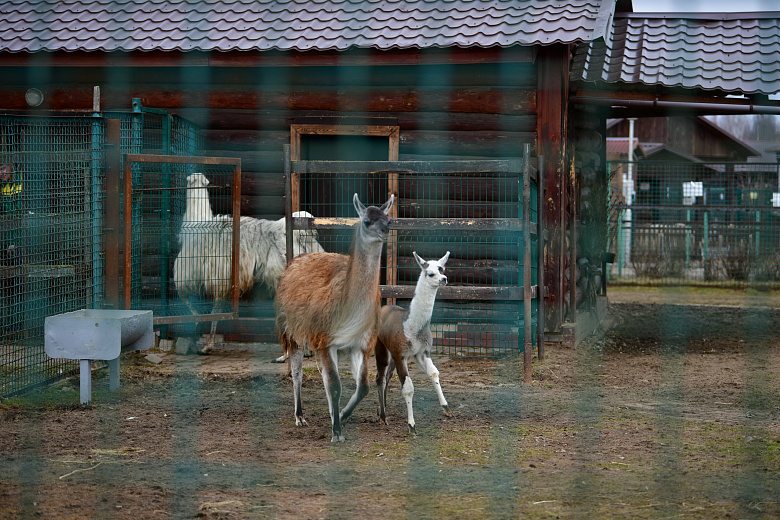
[0,48,555,342]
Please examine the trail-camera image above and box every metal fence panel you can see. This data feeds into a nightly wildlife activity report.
[289,156,539,358]
[608,160,780,286]
[0,109,201,399]
[1,115,107,397]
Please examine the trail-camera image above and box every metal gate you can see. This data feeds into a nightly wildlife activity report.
[122,154,243,332]
[284,144,542,371]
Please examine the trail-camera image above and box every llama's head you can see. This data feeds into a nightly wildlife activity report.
[186,173,209,189]
[353,193,394,244]
[292,211,326,254]
[413,251,449,289]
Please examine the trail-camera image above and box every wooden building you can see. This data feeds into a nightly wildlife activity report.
[1,1,779,349]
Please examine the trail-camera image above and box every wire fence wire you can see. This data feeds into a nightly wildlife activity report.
[608,160,780,287]
[298,163,538,358]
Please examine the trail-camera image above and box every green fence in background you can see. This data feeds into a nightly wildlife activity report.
[608,160,780,287]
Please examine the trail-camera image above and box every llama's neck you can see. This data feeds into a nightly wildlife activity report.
[342,231,384,301]
[184,187,213,222]
[403,275,439,337]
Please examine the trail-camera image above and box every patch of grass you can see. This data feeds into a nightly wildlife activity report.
[0,382,96,410]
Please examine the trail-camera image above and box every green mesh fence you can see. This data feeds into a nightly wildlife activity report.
[296,159,538,358]
[0,109,200,399]
[0,115,108,398]
[608,160,780,287]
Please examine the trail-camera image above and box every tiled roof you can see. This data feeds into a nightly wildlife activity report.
[0,0,615,53]
[571,12,780,95]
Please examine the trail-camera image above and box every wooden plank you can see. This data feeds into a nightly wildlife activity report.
[291,159,524,175]
[0,85,538,113]
[380,285,537,301]
[192,109,536,133]
[291,216,535,234]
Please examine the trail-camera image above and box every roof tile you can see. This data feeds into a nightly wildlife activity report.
[0,0,614,53]
[571,12,780,95]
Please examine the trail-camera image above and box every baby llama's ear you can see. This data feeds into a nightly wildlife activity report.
[439,251,450,265]
[413,251,427,270]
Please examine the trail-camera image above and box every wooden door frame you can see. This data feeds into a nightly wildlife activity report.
[289,123,401,295]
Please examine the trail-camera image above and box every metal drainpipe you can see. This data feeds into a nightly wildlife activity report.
[569,96,780,115]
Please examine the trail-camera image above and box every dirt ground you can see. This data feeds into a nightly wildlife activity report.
[1,290,779,519]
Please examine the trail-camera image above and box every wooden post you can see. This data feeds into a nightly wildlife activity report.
[536,45,570,332]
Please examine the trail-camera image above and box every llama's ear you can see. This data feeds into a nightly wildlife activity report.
[380,194,395,215]
[413,251,427,269]
[353,193,367,218]
[439,251,450,265]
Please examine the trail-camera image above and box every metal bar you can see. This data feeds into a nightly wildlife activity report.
[159,113,172,313]
[104,119,122,309]
[523,143,532,384]
[615,203,779,213]
[154,313,236,325]
[284,144,293,264]
[537,154,545,361]
[569,95,780,116]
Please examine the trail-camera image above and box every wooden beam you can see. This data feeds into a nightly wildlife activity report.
[536,45,571,333]
[0,47,535,68]
[0,85,537,114]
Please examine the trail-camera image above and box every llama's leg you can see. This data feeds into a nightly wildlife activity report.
[375,341,390,425]
[396,358,416,434]
[339,347,370,425]
[320,347,344,443]
[415,352,451,416]
[289,344,308,427]
[200,301,224,355]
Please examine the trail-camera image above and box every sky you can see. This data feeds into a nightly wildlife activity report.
[631,0,778,11]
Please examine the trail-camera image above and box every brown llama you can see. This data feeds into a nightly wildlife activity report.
[275,193,394,442]
[376,251,452,433]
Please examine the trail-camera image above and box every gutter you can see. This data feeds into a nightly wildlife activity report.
[569,96,780,116]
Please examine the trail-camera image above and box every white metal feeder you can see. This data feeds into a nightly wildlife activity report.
[44,309,154,404]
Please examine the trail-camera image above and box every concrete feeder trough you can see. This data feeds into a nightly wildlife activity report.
[45,309,154,404]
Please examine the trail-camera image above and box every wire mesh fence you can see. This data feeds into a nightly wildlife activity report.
[1,115,108,397]
[0,109,201,399]
[608,160,780,287]
[293,158,539,358]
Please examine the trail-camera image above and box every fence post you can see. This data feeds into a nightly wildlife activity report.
[617,208,624,277]
[686,210,691,269]
[703,211,709,263]
[756,211,760,256]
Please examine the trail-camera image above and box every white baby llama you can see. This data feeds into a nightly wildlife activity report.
[173,172,324,354]
[375,251,452,433]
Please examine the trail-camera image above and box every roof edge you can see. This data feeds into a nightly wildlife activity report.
[617,11,780,20]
